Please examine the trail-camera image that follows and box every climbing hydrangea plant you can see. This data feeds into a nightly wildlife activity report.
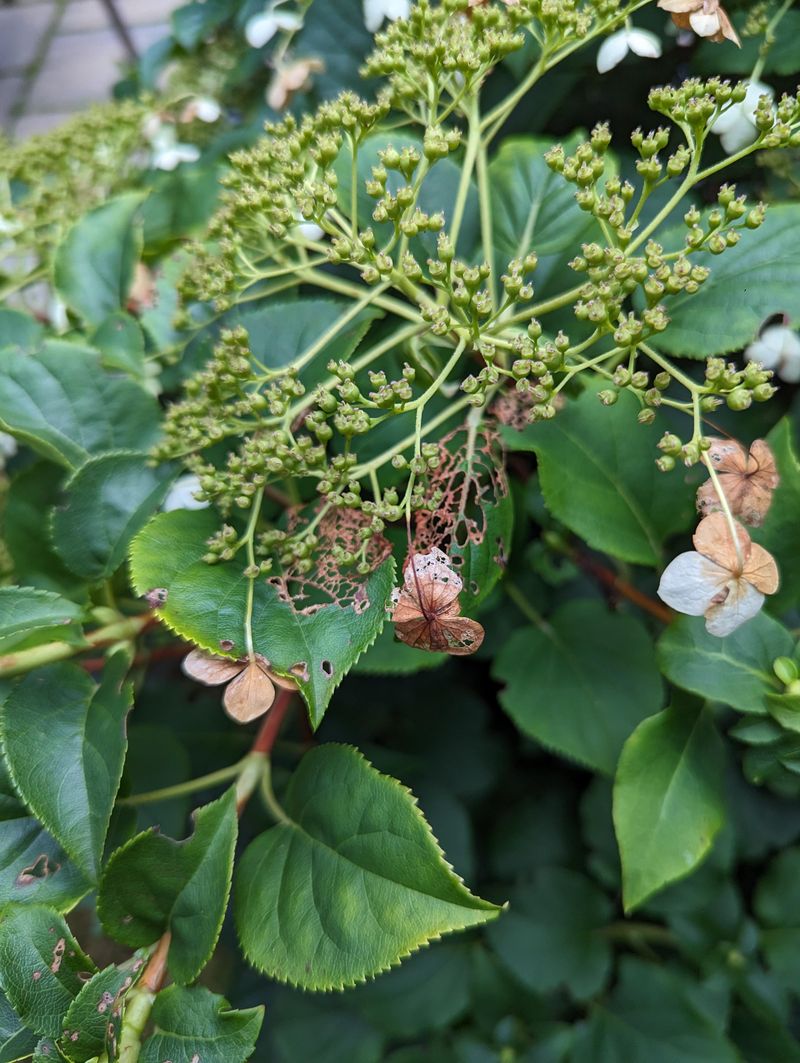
[2,0,800,1057]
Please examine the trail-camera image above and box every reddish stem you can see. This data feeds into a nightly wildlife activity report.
[251,688,294,756]
[574,552,673,625]
[140,931,172,994]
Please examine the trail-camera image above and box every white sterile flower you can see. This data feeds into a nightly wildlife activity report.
[163,474,210,512]
[295,211,324,241]
[363,0,411,34]
[745,323,800,384]
[245,1,303,48]
[658,513,778,636]
[711,80,773,155]
[144,117,200,171]
[596,26,661,74]
[184,96,222,123]
[0,433,17,461]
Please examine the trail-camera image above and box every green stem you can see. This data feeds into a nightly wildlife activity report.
[475,129,497,306]
[260,759,291,824]
[751,0,793,83]
[117,759,248,807]
[450,95,482,253]
[285,285,392,377]
[638,341,700,394]
[627,148,700,254]
[240,486,264,659]
[352,395,472,480]
[500,283,585,327]
[0,614,151,678]
[504,581,551,634]
[302,269,422,324]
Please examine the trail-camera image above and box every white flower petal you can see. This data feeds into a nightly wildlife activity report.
[720,119,758,155]
[0,432,17,460]
[245,12,279,47]
[689,11,720,37]
[163,474,210,512]
[297,221,324,241]
[745,336,782,371]
[273,11,304,31]
[704,579,764,637]
[657,551,727,616]
[364,0,410,32]
[596,31,630,74]
[194,97,222,123]
[627,28,662,59]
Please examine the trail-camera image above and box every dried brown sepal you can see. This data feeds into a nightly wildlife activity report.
[222,659,276,723]
[391,548,485,656]
[181,648,243,686]
[657,0,741,46]
[697,438,780,526]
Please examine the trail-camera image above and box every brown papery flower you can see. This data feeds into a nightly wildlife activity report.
[697,437,780,527]
[391,548,484,655]
[657,0,741,46]
[182,649,296,723]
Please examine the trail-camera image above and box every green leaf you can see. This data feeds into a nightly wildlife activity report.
[488,135,595,284]
[572,957,740,1063]
[3,463,87,599]
[139,985,263,1063]
[59,955,144,1062]
[295,0,373,96]
[492,600,663,774]
[503,382,696,565]
[51,452,177,581]
[97,788,237,985]
[0,343,161,470]
[657,205,800,358]
[171,0,229,49]
[754,848,800,988]
[129,510,395,727]
[234,744,500,990]
[0,906,96,1038]
[0,656,132,879]
[657,613,791,715]
[0,758,91,913]
[613,700,727,912]
[486,868,612,1000]
[53,193,146,327]
[0,989,38,1062]
[754,418,800,614]
[0,587,84,655]
[92,311,147,380]
[0,308,44,352]
[231,297,382,391]
[266,989,384,1063]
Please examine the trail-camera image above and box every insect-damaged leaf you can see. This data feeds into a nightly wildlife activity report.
[59,954,146,1062]
[0,654,132,880]
[234,744,501,990]
[138,985,263,1063]
[129,509,395,728]
[413,424,512,609]
[97,788,237,985]
[0,906,96,1038]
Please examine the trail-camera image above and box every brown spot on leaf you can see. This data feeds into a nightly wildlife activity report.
[16,853,60,886]
[290,662,310,682]
[144,587,168,608]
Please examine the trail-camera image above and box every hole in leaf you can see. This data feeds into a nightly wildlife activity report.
[321,660,333,678]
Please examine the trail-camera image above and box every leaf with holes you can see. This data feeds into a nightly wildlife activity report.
[0,587,84,656]
[129,509,395,728]
[0,755,91,913]
[492,600,663,774]
[0,343,161,470]
[97,788,237,985]
[503,381,697,566]
[139,985,263,1063]
[414,425,513,609]
[657,612,792,715]
[613,700,727,912]
[51,452,177,581]
[234,744,501,990]
[0,654,132,880]
[0,907,96,1038]
[53,193,145,327]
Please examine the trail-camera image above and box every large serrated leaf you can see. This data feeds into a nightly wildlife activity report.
[657,612,791,715]
[657,205,800,359]
[613,700,727,912]
[503,381,697,566]
[234,743,501,990]
[492,600,663,775]
[0,655,132,880]
[0,907,96,1038]
[53,193,146,327]
[97,788,237,985]
[139,985,263,1063]
[0,344,161,470]
[753,418,800,615]
[51,452,177,581]
[0,587,84,656]
[129,510,395,727]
